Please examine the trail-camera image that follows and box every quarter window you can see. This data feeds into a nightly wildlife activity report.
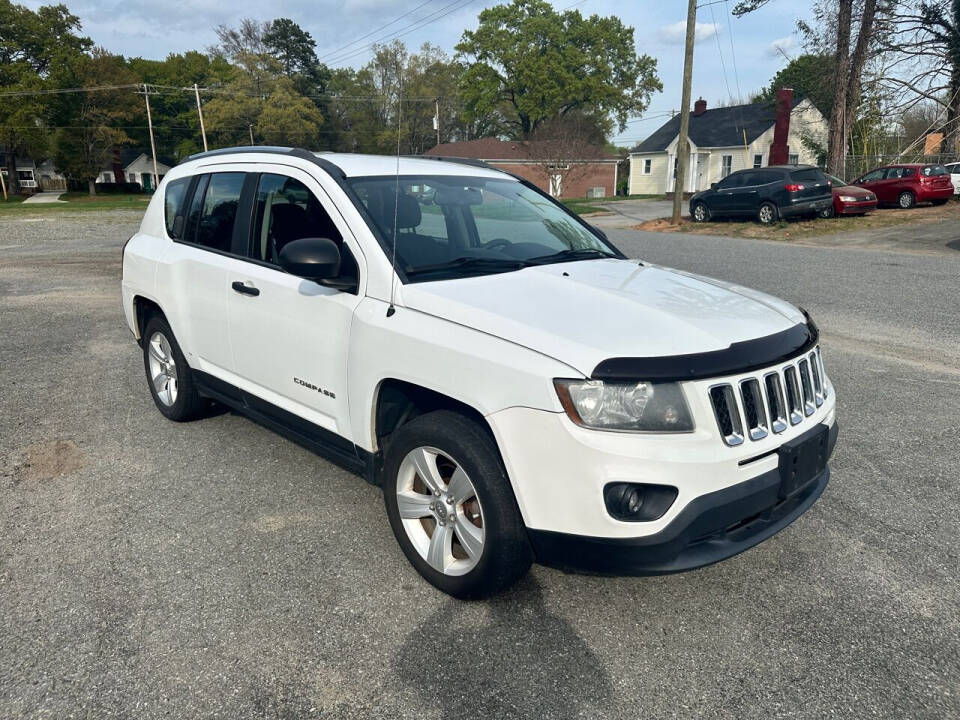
[164,177,191,238]
[192,172,245,252]
[250,173,342,264]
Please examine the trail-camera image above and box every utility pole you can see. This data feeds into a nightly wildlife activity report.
[248,124,255,146]
[194,83,208,152]
[143,84,160,191]
[0,167,7,202]
[671,0,697,224]
[434,97,441,147]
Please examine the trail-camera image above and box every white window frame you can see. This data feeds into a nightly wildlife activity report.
[721,155,733,178]
[643,158,652,174]
[753,154,763,169]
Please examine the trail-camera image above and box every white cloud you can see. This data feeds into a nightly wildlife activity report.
[659,21,720,45]
[767,35,796,58]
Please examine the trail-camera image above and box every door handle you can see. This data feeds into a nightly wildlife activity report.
[232,281,260,296]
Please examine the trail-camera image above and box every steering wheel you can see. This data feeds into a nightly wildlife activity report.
[482,238,512,251]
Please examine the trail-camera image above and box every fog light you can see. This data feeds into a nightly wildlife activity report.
[603,482,678,522]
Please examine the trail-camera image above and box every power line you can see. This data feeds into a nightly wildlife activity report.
[317,0,437,61]
[709,3,734,104]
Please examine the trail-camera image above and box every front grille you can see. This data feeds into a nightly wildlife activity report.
[710,346,827,446]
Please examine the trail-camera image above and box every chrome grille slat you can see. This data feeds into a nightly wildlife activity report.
[708,346,829,445]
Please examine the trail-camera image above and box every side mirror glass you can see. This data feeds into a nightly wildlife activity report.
[710,182,718,190]
[278,237,341,281]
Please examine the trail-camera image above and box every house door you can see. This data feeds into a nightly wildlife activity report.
[141,173,153,191]
[550,174,563,197]
[696,153,710,191]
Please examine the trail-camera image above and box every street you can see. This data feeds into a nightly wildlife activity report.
[1,209,958,718]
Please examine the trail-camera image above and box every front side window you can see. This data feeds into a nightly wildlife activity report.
[164,177,191,238]
[250,174,342,264]
[348,175,616,281]
[716,172,743,189]
[721,156,733,177]
[859,169,885,183]
[192,172,245,252]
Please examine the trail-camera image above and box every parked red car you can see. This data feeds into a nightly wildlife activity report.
[819,175,877,218]
[850,163,953,208]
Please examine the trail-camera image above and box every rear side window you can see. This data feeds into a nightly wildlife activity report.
[922,165,948,176]
[164,177,190,238]
[752,171,781,185]
[192,172,245,252]
[791,169,824,183]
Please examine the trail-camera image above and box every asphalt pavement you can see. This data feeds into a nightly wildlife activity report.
[1,209,958,718]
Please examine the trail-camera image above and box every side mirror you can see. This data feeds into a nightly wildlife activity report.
[278,237,341,281]
[710,182,718,190]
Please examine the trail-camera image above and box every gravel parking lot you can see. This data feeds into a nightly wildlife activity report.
[1,209,958,719]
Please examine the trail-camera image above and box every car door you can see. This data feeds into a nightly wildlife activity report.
[710,172,746,215]
[158,171,249,375]
[853,168,886,201]
[226,167,366,444]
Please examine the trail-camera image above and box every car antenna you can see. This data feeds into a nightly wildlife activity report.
[387,71,403,318]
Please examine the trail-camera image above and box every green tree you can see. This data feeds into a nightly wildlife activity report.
[760,54,837,118]
[263,18,317,76]
[455,0,661,139]
[0,0,90,193]
[49,49,140,195]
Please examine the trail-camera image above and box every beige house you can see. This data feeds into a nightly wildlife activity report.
[628,91,828,196]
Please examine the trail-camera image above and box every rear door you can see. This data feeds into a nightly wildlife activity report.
[225,166,366,444]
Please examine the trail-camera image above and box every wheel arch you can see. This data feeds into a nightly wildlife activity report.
[132,295,165,345]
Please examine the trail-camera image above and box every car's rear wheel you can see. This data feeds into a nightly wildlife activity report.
[898,191,916,209]
[142,316,205,421]
[758,202,778,225]
[818,205,835,219]
[382,410,532,599]
[691,202,710,223]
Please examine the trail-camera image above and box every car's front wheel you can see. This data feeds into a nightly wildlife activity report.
[898,191,916,209]
[382,410,533,599]
[691,202,711,223]
[142,315,205,421]
[758,202,778,225]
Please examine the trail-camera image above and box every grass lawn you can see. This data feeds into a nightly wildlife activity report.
[632,200,960,240]
[0,192,151,214]
[562,199,607,215]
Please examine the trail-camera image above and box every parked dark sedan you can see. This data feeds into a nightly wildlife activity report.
[689,165,833,225]
[818,175,877,218]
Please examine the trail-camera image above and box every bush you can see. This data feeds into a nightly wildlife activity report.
[94,182,143,194]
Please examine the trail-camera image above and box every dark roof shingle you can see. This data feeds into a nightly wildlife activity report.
[630,98,804,153]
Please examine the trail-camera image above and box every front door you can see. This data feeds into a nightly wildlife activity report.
[226,167,364,442]
[696,153,710,191]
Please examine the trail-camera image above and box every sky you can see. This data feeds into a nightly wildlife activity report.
[22,0,816,148]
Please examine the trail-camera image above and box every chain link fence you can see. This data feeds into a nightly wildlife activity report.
[838,154,960,181]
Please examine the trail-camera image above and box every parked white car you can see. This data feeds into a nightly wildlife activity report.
[122,147,838,598]
[944,162,960,194]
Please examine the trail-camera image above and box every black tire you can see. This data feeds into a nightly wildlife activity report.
[757,202,778,225]
[898,191,916,209]
[931,198,948,206]
[818,205,835,219]
[382,410,533,599]
[691,202,711,223]
[141,315,206,421]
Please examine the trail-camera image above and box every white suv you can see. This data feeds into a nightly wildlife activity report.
[122,147,838,598]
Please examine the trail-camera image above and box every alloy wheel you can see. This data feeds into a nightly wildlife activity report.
[395,446,485,576]
[759,205,775,224]
[147,331,178,406]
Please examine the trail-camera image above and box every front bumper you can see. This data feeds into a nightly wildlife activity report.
[780,197,833,218]
[838,199,877,215]
[528,422,837,575]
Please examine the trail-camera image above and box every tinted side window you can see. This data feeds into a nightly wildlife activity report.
[717,173,744,189]
[755,171,782,185]
[250,174,343,264]
[791,169,824,183]
[922,165,947,176]
[860,169,885,182]
[193,172,245,252]
[164,177,191,238]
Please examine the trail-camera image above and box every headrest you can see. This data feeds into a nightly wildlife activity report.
[382,192,421,230]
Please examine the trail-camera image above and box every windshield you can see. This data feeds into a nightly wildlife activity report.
[347,175,619,281]
[829,175,847,187]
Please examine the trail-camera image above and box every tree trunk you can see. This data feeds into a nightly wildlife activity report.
[5,148,20,195]
[844,0,878,132]
[88,178,96,197]
[946,0,960,156]
[827,0,854,176]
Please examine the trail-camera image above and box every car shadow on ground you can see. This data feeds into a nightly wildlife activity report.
[393,576,613,718]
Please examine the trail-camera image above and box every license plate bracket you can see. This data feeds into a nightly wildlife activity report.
[777,425,828,499]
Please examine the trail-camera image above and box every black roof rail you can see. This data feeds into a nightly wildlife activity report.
[409,155,500,171]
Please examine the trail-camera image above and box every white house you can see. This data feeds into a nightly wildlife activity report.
[0,154,67,192]
[98,151,171,191]
[628,90,828,196]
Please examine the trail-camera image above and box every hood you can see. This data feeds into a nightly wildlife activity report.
[836,185,874,198]
[401,258,805,377]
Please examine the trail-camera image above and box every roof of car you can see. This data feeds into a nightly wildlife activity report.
[731,164,818,173]
[181,146,509,179]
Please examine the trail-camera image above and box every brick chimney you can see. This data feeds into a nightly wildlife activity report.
[768,87,793,165]
[694,97,707,116]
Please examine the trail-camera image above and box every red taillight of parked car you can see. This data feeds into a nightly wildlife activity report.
[784,183,805,192]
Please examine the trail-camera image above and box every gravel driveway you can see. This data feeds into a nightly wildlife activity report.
[1,210,958,718]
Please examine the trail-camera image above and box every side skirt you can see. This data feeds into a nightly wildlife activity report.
[193,370,379,486]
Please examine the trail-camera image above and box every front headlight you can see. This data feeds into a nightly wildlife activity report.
[838,195,859,202]
[553,379,694,432]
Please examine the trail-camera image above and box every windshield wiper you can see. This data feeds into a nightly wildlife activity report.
[525,248,616,265]
[405,256,529,278]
